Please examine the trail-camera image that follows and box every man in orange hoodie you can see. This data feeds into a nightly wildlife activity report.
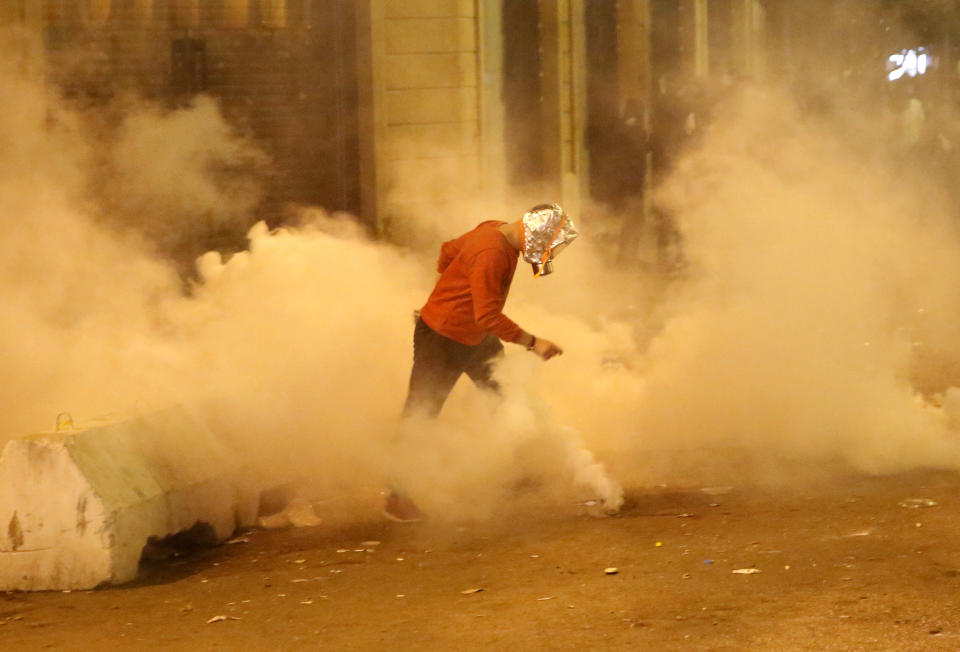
[385,203,579,521]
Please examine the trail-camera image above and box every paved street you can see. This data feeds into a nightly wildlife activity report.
[5,470,960,650]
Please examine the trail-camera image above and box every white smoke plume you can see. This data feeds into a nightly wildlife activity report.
[0,28,622,516]
[546,82,960,486]
[6,13,960,528]
[99,95,268,259]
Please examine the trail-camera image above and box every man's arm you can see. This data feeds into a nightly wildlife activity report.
[517,332,564,361]
[468,251,563,360]
[437,238,460,273]
[468,250,523,342]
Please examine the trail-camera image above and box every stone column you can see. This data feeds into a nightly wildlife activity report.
[368,0,483,244]
[477,0,506,217]
[539,0,587,215]
[732,0,766,80]
[0,0,46,81]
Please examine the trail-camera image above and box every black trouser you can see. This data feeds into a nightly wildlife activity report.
[402,318,504,418]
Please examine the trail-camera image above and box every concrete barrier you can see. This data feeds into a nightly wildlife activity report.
[0,407,258,591]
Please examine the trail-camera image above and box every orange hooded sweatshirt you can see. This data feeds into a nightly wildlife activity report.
[419,220,523,346]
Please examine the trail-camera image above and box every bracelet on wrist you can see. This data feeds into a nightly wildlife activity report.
[527,335,536,351]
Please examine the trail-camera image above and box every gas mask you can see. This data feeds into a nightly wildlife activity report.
[521,203,578,277]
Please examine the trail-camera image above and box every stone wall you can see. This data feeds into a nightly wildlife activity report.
[373,0,482,240]
[11,0,364,231]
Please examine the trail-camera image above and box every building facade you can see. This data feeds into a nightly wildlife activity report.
[0,0,769,246]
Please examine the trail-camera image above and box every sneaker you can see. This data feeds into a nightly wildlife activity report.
[383,490,423,523]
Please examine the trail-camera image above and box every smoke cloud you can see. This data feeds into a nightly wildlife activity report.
[99,94,268,263]
[5,13,960,527]
[556,80,960,486]
[0,29,621,517]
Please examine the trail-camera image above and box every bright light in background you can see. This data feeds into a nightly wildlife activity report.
[888,47,929,81]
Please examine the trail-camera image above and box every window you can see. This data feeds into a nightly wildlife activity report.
[171,37,206,96]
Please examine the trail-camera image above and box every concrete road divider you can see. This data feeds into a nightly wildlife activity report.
[0,407,258,591]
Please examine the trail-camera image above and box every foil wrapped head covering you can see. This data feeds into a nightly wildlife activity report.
[521,203,578,277]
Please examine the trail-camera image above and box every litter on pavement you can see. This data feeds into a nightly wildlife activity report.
[898,498,938,508]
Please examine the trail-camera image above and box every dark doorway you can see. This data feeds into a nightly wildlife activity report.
[239,0,362,223]
[584,0,622,207]
[171,37,207,101]
[501,0,543,193]
[651,0,683,81]
[707,0,734,80]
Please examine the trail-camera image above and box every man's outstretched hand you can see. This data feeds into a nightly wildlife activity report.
[533,337,563,361]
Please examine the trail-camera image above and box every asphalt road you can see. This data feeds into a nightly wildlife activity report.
[4,470,960,651]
